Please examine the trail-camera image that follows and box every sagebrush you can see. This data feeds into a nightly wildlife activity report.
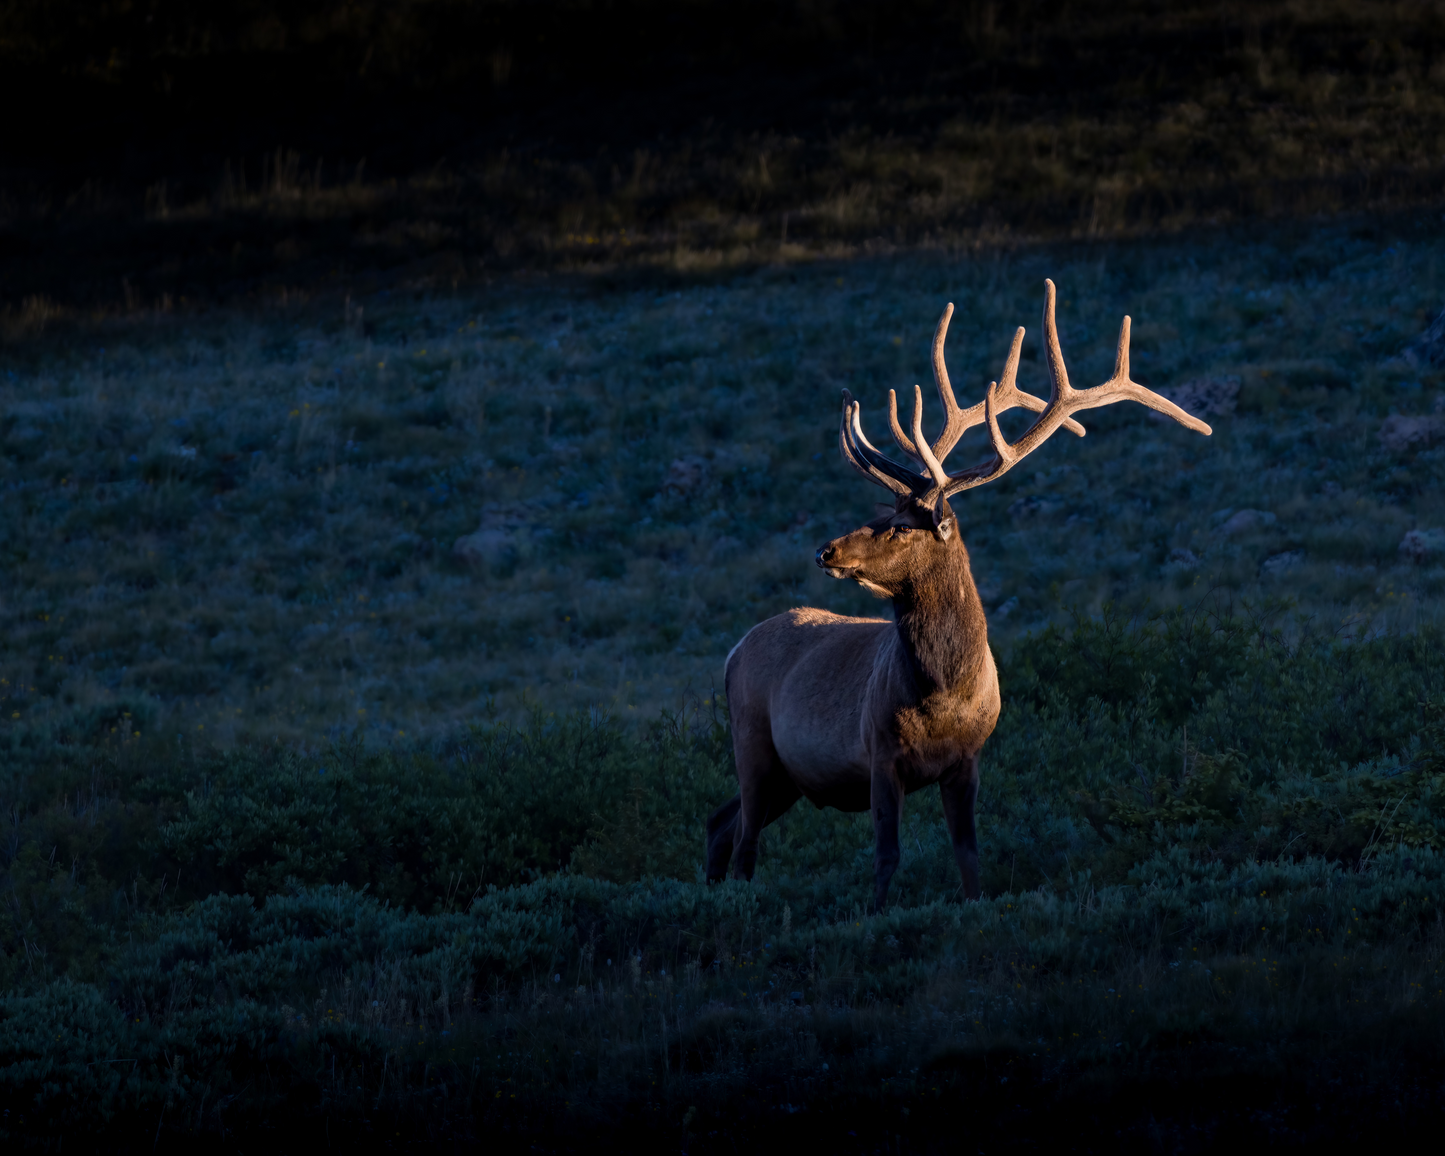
[4,611,1445,1147]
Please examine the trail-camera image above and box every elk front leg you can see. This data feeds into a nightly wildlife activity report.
[870,764,904,913]
[939,756,981,900]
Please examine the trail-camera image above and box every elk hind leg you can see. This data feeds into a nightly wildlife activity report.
[733,757,801,882]
[939,755,982,900]
[705,796,741,882]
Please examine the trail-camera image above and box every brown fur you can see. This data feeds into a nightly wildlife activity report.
[709,495,998,909]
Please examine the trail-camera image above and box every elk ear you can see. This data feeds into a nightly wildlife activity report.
[931,503,955,541]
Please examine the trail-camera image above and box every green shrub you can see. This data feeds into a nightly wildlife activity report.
[4,615,1445,1145]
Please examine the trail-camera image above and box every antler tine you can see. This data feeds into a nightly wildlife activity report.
[919,317,1089,456]
[939,279,1211,498]
[853,400,931,490]
[958,279,1108,475]
[988,326,1087,439]
[1088,316,1215,435]
[983,379,1018,468]
[997,326,1025,394]
[924,372,1038,500]
[892,304,1076,472]
[1113,314,1131,381]
[840,396,903,493]
[839,391,920,497]
[910,384,952,495]
[1040,278,1075,406]
[1011,292,1213,445]
[928,304,972,462]
[887,388,925,465]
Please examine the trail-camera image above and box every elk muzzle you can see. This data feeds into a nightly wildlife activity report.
[816,528,883,582]
[816,541,845,576]
[817,536,869,579]
[815,523,915,600]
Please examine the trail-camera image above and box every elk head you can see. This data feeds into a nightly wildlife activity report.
[815,493,959,600]
[817,279,1212,598]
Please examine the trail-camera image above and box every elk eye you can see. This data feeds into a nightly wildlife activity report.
[893,525,912,535]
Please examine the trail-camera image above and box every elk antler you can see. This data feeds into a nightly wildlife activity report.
[885,303,1085,469]
[839,388,919,496]
[839,281,1212,503]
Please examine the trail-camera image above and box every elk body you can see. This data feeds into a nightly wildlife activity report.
[707,280,1211,910]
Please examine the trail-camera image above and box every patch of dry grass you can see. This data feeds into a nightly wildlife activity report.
[7,3,1445,312]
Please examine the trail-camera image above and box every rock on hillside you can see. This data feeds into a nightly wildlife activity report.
[1403,306,1445,367]
[1217,509,1276,535]
[1381,413,1445,454]
[454,505,545,568]
[1261,550,1304,576]
[1400,529,1445,564]
[663,455,709,494]
[1151,376,1239,421]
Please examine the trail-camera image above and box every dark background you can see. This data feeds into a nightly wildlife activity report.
[3,0,1444,310]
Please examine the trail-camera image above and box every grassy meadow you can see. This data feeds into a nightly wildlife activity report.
[6,201,1445,1146]
[2,213,1444,753]
[4,610,1445,1149]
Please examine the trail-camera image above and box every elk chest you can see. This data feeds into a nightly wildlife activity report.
[888,683,999,788]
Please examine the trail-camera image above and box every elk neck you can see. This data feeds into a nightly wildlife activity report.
[888,536,990,696]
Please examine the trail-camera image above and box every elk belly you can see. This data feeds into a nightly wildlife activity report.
[765,626,879,807]
[795,779,873,812]
[768,703,872,801]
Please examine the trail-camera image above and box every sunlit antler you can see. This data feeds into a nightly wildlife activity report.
[839,281,1212,503]
[942,279,1211,496]
[885,303,1085,470]
[839,388,918,496]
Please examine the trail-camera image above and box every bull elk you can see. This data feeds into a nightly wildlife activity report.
[708,279,1211,910]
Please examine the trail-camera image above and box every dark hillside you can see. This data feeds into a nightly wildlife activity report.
[3,1,1444,309]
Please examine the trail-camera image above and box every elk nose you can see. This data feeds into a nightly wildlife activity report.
[816,543,836,568]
